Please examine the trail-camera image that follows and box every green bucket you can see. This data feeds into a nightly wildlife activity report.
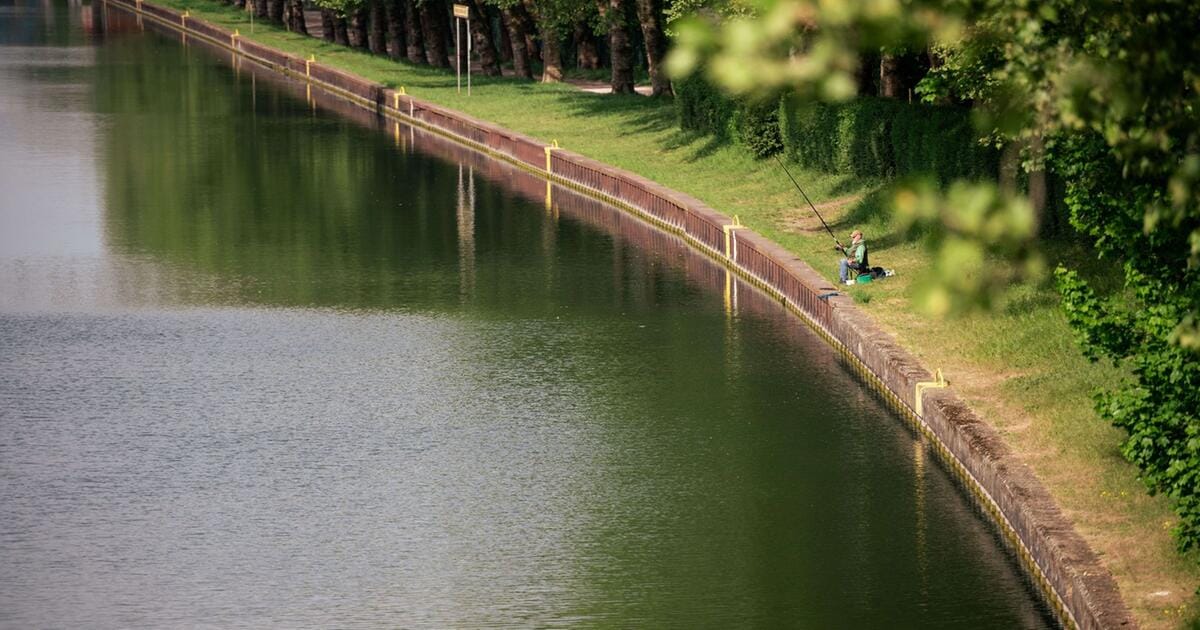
[856,273,873,284]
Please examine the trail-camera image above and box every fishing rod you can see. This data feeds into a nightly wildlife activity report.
[773,154,844,252]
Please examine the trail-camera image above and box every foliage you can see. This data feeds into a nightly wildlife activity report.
[895,179,1043,316]
[675,74,780,158]
[669,0,1200,553]
[310,0,362,18]
[731,98,782,158]
[1053,134,1200,550]
[779,96,997,182]
[675,73,735,137]
[888,101,997,185]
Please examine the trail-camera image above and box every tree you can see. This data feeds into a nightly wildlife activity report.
[311,0,359,44]
[319,8,337,41]
[518,0,595,83]
[283,0,307,33]
[384,0,407,59]
[596,0,634,93]
[878,51,901,98]
[404,0,427,63]
[573,19,600,69]
[348,5,369,48]
[419,0,451,67]
[634,0,671,95]
[368,0,387,55]
[462,0,501,76]
[493,4,513,62]
[669,0,1200,552]
[500,4,533,78]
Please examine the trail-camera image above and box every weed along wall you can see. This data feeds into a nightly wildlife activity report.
[101,1,1134,627]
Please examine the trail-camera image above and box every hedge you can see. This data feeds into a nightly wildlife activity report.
[676,74,782,159]
[677,77,1000,181]
[778,95,999,183]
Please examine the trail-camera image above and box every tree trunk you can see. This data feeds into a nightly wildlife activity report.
[634,0,669,95]
[880,52,903,98]
[267,0,284,24]
[1028,135,1048,233]
[254,0,268,21]
[597,0,634,94]
[349,8,369,48]
[494,5,512,62]
[574,20,600,69]
[320,8,336,41]
[539,25,563,82]
[233,0,246,11]
[518,1,540,65]
[463,0,500,76]
[334,15,350,46]
[404,0,426,64]
[385,0,406,60]
[368,0,387,55]
[419,0,450,67]
[284,0,307,33]
[502,7,532,79]
[436,0,454,64]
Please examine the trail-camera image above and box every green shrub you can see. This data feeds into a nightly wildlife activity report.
[890,103,999,184]
[732,99,783,158]
[835,99,899,177]
[779,95,999,182]
[676,74,783,157]
[676,74,735,139]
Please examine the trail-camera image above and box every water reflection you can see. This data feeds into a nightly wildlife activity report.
[0,4,1055,628]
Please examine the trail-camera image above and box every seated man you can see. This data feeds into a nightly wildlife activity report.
[837,230,868,285]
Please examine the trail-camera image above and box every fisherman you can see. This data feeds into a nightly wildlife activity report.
[837,230,868,285]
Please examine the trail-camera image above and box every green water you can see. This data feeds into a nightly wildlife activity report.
[0,2,1054,627]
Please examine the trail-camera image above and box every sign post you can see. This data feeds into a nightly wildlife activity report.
[453,3,470,95]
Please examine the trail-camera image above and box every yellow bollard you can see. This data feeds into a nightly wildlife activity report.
[914,368,948,417]
[231,29,239,49]
[305,54,314,78]
[543,139,560,174]
[722,215,745,260]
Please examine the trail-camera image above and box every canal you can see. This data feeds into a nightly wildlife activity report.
[0,2,1054,627]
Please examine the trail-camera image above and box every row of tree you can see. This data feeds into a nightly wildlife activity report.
[216,0,672,95]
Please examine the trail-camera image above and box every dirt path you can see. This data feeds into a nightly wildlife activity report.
[779,194,865,235]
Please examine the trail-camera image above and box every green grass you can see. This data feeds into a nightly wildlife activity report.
[150,2,1200,625]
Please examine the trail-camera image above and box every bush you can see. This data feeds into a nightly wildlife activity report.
[676,75,782,158]
[779,95,999,182]
[890,103,999,184]
[679,79,1000,176]
[676,74,735,139]
[732,99,783,158]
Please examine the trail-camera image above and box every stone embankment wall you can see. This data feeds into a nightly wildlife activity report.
[101,1,1134,626]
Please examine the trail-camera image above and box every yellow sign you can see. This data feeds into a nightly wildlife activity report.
[453,3,469,18]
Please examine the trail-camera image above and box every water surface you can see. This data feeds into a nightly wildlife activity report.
[0,3,1054,627]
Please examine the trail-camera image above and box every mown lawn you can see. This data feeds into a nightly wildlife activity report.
[147,0,1200,624]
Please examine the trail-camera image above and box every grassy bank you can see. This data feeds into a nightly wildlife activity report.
[145,1,1198,624]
